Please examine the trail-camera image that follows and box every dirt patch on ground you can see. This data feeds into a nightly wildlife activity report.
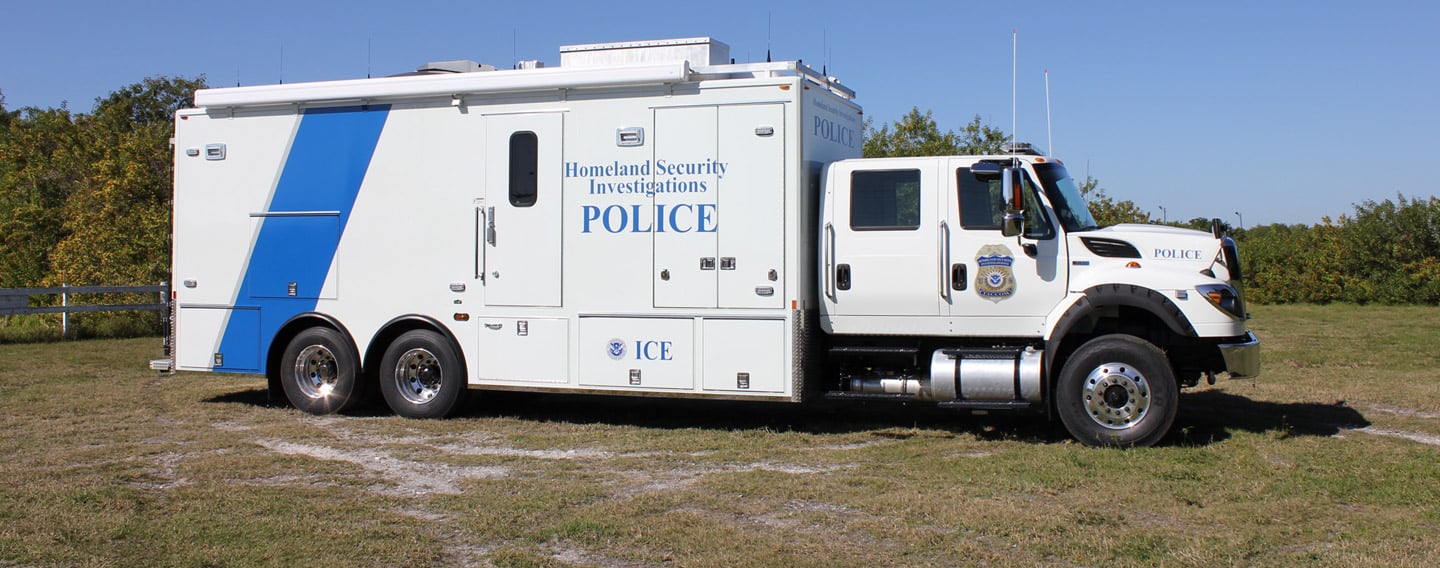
[1352,427,1440,447]
[255,439,509,496]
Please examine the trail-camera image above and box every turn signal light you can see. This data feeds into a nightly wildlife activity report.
[1197,284,1245,319]
[453,313,470,322]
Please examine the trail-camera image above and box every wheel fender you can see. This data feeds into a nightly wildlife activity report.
[1045,284,1196,374]
[365,315,468,382]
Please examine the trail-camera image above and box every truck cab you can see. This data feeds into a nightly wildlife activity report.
[820,148,1259,446]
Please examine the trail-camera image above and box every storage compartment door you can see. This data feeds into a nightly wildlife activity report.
[177,306,259,371]
[246,214,339,300]
[579,317,695,390]
[702,319,786,393]
[474,317,568,383]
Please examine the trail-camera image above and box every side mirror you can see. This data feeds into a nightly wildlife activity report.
[1000,167,1025,237]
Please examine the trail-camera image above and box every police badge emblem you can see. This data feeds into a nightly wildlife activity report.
[975,244,1017,302]
[606,338,627,361]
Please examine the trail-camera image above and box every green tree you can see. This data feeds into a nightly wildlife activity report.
[954,114,1008,155]
[863,109,1006,158]
[0,89,12,128]
[47,76,206,292]
[1235,222,1343,304]
[1334,195,1440,304]
[0,106,86,288]
[1076,176,1152,227]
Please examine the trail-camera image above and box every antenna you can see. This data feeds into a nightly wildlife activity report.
[1044,68,1053,156]
[1010,28,1017,161]
[367,39,372,79]
[822,30,827,76]
[512,29,518,68]
[766,13,773,62]
[279,44,284,84]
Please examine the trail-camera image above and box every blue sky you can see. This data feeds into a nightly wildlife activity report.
[3,0,1435,227]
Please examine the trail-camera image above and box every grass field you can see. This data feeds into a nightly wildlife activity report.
[2,304,1438,567]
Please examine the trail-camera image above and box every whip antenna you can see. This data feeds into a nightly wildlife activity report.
[1045,68,1053,156]
[1010,28,1017,161]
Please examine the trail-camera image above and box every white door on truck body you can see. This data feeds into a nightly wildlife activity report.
[653,106,719,308]
[653,104,786,309]
[824,161,947,330]
[484,112,563,307]
[717,104,785,309]
[942,159,1068,335]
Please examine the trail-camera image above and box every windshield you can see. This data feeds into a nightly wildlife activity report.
[1033,163,1099,232]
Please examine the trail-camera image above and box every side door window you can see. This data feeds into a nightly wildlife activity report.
[956,167,1054,240]
[852,170,922,231]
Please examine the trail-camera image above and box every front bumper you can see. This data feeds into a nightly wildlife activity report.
[1218,332,1261,378]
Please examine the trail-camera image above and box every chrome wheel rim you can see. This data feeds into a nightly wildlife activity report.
[393,348,442,405]
[294,345,339,399]
[1081,362,1151,430]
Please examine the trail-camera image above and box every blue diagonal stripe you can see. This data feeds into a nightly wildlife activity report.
[215,105,390,372]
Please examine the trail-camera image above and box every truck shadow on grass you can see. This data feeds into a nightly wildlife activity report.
[204,387,1371,448]
[1167,390,1370,446]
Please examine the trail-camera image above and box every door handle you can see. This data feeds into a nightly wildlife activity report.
[823,223,836,300]
[476,207,488,282]
[836,264,851,291]
[485,206,496,246]
[939,220,951,300]
[952,264,967,291]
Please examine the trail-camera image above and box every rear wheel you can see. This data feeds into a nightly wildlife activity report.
[378,329,466,418]
[280,327,362,415]
[1056,334,1177,447]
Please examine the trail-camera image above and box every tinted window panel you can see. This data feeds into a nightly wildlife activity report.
[850,169,921,230]
[509,132,538,207]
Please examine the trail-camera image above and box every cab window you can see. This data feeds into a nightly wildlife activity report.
[851,169,921,231]
[956,167,1054,240]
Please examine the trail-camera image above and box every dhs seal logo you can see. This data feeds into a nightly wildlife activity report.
[975,244,1017,302]
[605,338,626,361]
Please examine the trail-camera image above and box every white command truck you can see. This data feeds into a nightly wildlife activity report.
[159,37,1259,447]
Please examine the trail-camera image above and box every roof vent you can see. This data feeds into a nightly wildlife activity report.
[560,37,729,68]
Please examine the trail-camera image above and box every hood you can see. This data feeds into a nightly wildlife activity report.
[1077,224,1223,267]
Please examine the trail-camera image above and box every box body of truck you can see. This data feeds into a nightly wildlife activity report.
[169,38,861,407]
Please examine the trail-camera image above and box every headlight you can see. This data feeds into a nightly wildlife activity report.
[1197,284,1245,320]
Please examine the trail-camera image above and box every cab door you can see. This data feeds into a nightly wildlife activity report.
[822,160,947,334]
[942,159,1068,336]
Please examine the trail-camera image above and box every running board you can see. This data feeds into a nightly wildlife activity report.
[937,400,1032,411]
[822,391,916,402]
[827,346,919,356]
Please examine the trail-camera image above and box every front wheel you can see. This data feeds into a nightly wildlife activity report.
[378,329,466,419]
[1056,335,1178,447]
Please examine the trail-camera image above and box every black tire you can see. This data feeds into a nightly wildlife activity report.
[378,329,466,419]
[1055,334,1177,447]
[279,327,363,415]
